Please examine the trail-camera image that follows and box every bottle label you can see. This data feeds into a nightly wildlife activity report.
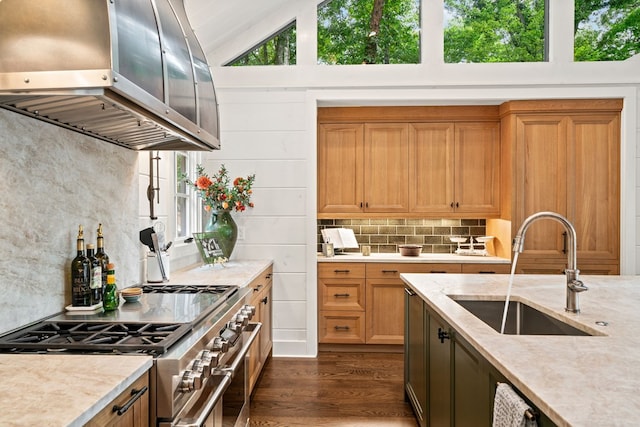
[91,267,102,289]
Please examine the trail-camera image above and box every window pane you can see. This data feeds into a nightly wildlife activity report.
[176,196,188,238]
[575,0,639,61]
[226,23,297,66]
[318,0,420,65]
[444,0,546,63]
[176,152,187,193]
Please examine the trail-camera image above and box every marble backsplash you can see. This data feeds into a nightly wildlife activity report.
[0,110,140,334]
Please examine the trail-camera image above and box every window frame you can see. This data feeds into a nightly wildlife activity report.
[174,151,203,243]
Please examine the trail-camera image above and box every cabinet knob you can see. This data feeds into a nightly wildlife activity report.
[437,327,450,344]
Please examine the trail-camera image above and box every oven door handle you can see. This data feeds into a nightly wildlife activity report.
[172,322,262,427]
[223,322,262,377]
[172,372,233,427]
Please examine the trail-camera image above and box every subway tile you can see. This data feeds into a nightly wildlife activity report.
[442,219,461,226]
[388,235,406,244]
[415,226,434,235]
[361,225,379,234]
[370,235,388,244]
[379,226,396,234]
[335,219,353,226]
[387,219,406,225]
[397,226,414,234]
[406,235,424,245]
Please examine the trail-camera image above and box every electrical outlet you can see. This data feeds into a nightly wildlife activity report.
[237,226,246,241]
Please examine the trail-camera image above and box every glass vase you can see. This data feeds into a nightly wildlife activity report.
[205,209,238,259]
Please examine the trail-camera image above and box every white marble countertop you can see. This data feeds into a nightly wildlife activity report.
[318,252,510,264]
[401,273,640,427]
[168,259,273,286]
[0,354,152,426]
[0,259,273,426]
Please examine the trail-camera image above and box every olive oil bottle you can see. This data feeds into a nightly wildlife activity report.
[71,225,91,306]
[103,263,119,311]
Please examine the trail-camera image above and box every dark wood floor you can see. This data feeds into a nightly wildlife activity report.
[249,351,419,427]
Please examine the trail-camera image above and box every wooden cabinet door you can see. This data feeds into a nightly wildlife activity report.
[364,123,409,213]
[514,115,569,262]
[318,124,364,214]
[409,123,455,213]
[87,373,149,427]
[455,122,501,216]
[568,114,620,264]
[365,278,405,344]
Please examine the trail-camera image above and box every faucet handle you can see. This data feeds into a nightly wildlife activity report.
[569,279,588,292]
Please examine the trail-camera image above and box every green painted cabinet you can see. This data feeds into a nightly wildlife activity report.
[405,288,556,427]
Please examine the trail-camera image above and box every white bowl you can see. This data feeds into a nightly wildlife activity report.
[475,236,495,243]
[449,237,468,243]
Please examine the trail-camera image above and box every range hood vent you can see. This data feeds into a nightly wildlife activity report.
[0,0,219,151]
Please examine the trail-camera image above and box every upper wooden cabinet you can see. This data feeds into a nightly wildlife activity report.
[499,99,622,274]
[318,106,501,218]
[409,122,500,216]
[317,123,409,215]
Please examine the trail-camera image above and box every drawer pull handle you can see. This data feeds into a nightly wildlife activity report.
[333,269,351,273]
[437,328,450,344]
[261,296,269,305]
[253,284,263,292]
[113,386,148,416]
[430,270,447,273]
[382,269,399,274]
[478,271,496,274]
[333,293,350,298]
[334,325,350,330]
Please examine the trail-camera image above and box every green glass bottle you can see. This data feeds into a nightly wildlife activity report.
[71,225,91,306]
[103,263,119,311]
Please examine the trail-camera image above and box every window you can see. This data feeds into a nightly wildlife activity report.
[444,0,546,63]
[225,22,297,66]
[574,0,640,61]
[317,0,421,64]
[175,152,203,241]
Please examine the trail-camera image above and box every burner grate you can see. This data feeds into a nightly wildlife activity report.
[0,321,192,356]
[140,284,238,295]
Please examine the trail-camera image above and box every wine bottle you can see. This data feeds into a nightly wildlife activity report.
[96,224,110,298]
[87,244,102,305]
[71,225,91,306]
[103,263,119,311]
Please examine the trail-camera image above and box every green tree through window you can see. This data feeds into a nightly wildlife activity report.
[444,0,546,63]
[575,0,640,61]
[226,23,297,66]
[317,0,420,64]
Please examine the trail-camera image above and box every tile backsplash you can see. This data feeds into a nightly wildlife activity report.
[317,218,486,254]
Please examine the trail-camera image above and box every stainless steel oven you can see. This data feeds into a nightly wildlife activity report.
[168,322,261,427]
[0,283,261,427]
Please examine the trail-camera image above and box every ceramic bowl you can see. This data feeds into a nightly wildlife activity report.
[122,294,142,303]
[399,244,422,256]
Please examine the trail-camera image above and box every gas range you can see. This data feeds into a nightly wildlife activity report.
[0,283,259,426]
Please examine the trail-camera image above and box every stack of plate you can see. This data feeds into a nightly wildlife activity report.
[121,287,143,303]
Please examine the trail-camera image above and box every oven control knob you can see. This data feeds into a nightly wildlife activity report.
[235,313,249,327]
[198,351,214,376]
[178,369,203,393]
[200,350,221,373]
[242,304,256,317]
[210,336,229,353]
[190,360,205,388]
[226,321,242,333]
[240,307,254,320]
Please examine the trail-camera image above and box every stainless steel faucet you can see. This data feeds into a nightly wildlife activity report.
[512,211,588,313]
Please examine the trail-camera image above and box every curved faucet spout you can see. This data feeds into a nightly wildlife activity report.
[512,211,587,313]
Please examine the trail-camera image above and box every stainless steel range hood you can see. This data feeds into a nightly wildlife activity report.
[0,0,219,151]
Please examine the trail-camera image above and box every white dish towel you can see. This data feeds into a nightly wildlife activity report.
[492,383,538,427]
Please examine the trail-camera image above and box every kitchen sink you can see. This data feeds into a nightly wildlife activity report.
[451,298,595,336]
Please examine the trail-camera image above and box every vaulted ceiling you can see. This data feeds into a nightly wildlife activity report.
[185,0,317,66]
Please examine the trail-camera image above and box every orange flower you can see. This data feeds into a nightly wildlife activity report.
[196,176,212,190]
[222,201,229,210]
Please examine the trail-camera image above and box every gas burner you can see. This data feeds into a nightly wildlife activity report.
[140,284,238,294]
[0,321,192,356]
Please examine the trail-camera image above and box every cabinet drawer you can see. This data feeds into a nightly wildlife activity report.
[318,279,365,311]
[319,311,365,343]
[461,263,511,274]
[318,262,366,278]
[366,263,462,278]
[87,372,149,426]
